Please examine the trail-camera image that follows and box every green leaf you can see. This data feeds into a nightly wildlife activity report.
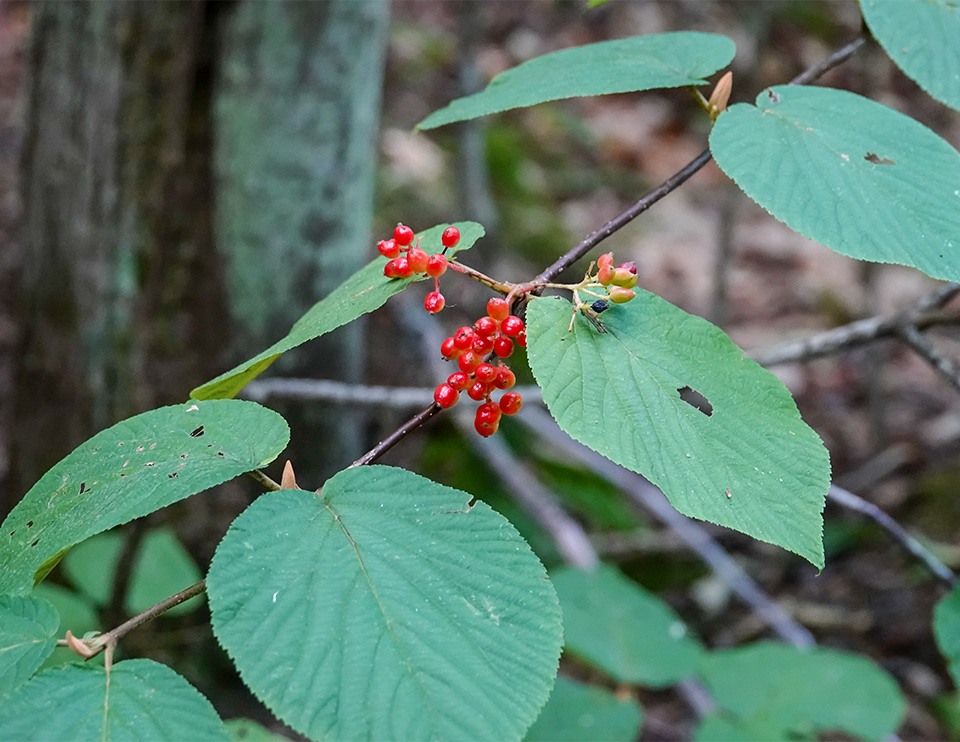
[698,642,906,740]
[0,399,289,595]
[0,659,229,741]
[694,714,793,742]
[526,295,830,567]
[0,594,59,698]
[861,0,960,111]
[191,222,483,400]
[524,676,642,742]
[551,564,702,686]
[225,719,292,742]
[63,527,202,616]
[710,85,960,283]
[417,33,735,129]
[31,583,99,670]
[935,583,960,689]
[207,466,562,741]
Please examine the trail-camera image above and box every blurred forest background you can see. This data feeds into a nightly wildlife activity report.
[2,0,960,738]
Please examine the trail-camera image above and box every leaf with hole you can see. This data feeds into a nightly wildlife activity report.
[861,0,960,112]
[710,85,960,283]
[418,33,735,129]
[207,465,562,741]
[697,642,905,740]
[191,222,482,400]
[0,594,59,698]
[0,399,289,595]
[0,659,228,741]
[551,564,702,686]
[524,676,642,742]
[526,294,830,567]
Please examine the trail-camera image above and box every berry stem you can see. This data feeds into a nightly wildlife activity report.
[447,260,513,294]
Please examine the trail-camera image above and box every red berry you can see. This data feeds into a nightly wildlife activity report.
[394,223,415,247]
[448,372,470,391]
[473,316,498,337]
[440,337,460,360]
[501,315,524,337]
[458,350,481,373]
[426,253,448,277]
[618,261,638,275]
[597,252,614,269]
[453,326,476,350]
[441,226,461,248]
[392,256,413,278]
[383,260,401,279]
[499,392,523,415]
[408,246,429,273]
[487,298,510,322]
[476,402,502,426]
[434,384,459,409]
[424,291,445,313]
[468,381,489,401]
[597,265,614,285]
[494,366,516,389]
[516,330,527,348]
[475,363,497,384]
[474,418,498,437]
[471,335,494,355]
[494,336,514,358]
[378,239,400,259]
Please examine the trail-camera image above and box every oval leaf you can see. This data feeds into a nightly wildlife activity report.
[710,85,960,282]
[418,33,735,129]
[191,222,483,400]
[552,564,702,686]
[0,659,228,741]
[935,583,960,689]
[861,0,960,111]
[207,466,562,741]
[525,676,642,742]
[0,399,289,595]
[526,295,830,567]
[0,594,59,698]
[698,642,905,740]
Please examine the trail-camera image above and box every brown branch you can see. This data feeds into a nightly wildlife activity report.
[246,469,281,491]
[898,324,960,393]
[349,403,443,468]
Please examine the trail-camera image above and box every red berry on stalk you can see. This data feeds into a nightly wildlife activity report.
[434,383,459,409]
[378,239,399,259]
[458,350,481,373]
[494,366,516,389]
[383,260,401,279]
[501,315,524,337]
[453,326,476,350]
[468,381,489,401]
[476,402,502,426]
[487,297,510,322]
[394,223,415,247]
[474,316,498,337]
[474,417,498,437]
[392,256,413,278]
[424,291,445,314]
[516,330,527,348]
[408,246,429,273]
[494,336,514,358]
[441,226,461,248]
[471,335,494,355]
[426,253,448,277]
[440,337,460,360]
[475,363,497,384]
[499,392,523,415]
[448,372,470,391]
[597,252,614,269]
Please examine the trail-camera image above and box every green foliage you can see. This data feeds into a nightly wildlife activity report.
[934,583,960,689]
[191,222,482,400]
[31,583,99,670]
[710,85,960,283]
[552,564,702,686]
[0,659,229,741]
[417,33,735,129]
[207,466,562,741]
[0,594,59,698]
[696,642,906,740]
[526,294,830,567]
[524,677,642,742]
[224,719,291,742]
[62,527,202,616]
[0,400,288,596]
[861,0,960,111]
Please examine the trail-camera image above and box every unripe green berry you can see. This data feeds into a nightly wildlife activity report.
[608,286,636,304]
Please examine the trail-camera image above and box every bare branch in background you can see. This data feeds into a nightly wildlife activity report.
[897,324,960,394]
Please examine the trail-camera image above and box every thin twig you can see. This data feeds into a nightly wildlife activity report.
[788,35,868,86]
[247,469,281,492]
[898,324,960,393]
[827,485,957,587]
[349,403,443,468]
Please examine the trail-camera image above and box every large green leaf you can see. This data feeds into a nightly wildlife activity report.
[207,466,562,741]
[710,85,960,283]
[418,33,735,129]
[526,295,830,567]
[935,584,960,689]
[698,642,905,741]
[191,222,482,400]
[524,676,642,742]
[551,564,702,686]
[862,0,960,111]
[0,400,289,595]
[0,594,58,698]
[0,659,228,741]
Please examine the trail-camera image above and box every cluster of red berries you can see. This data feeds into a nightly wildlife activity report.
[433,297,526,437]
[379,223,460,314]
